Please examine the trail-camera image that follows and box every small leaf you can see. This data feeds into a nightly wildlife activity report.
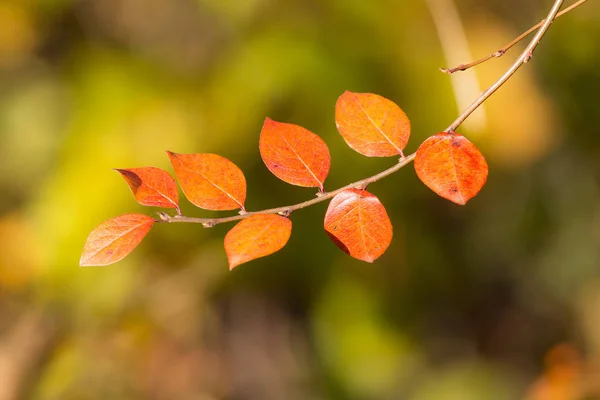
[259,118,331,191]
[335,91,411,157]
[115,167,179,210]
[324,189,393,262]
[167,152,246,211]
[224,214,292,269]
[80,214,155,266]
[414,132,488,205]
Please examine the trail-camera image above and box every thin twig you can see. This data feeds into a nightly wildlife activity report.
[445,0,564,132]
[441,0,586,74]
[158,154,416,227]
[159,0,565,227]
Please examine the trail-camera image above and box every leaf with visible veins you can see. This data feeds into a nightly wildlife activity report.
[115,167,179,210]
[167,152,246,211]
[324,189,393,262]
[260,118,331,191]
[224,214,292,269]
[335,91,411,157]
[414,132,488,205]
[80,214,155,266]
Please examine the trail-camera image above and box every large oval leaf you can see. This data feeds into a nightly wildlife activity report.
[167,152,246,211]
[324,189,393,262]
[115,167,179,210]
[414,132,488,205]
[80,214,155,266]
[335,91,411,157]
[224,214,292,270]
[259,118,331,191]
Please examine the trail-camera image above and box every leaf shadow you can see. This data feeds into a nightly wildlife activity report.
[326,231,350,256]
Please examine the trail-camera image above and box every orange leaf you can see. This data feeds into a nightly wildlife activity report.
[115,167,179,210]
[414,132,488,205]
[259,118,331,191]
[80,214,155,266]
[224,214,292,269]
[167,152,246,211]
[335,91,411,157]
[324,189,393,262]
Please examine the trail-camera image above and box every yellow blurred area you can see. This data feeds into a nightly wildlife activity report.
[0,2,37,67]
[0,213,39,289]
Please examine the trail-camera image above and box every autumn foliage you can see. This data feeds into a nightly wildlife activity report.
[81,91,488,268]
[414,132,488,205]
[324,189,393,263]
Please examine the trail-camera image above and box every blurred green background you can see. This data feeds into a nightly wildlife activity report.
[1,0,600,399]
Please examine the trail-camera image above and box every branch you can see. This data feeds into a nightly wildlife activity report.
[445,0,564,133]
[159,0,565,227]
[441,0,586,74]
[158,153,416,227]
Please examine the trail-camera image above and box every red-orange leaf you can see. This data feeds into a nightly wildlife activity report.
[224,214,292,270]
[414,132,488,205]
[167,152,246,211]
[324,189,393,263]
[259,118,331,191]
[335,91,411,157]
[115,167,179,210]
[80,214,155,266]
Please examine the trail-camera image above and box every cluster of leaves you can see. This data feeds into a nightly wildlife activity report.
[80,91,488,268]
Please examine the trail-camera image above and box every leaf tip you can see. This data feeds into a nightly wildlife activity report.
[228,259,241,270]
[262,117,280,131]
[114,168,133,180]
[79,245,94,267]
[166,151,180,164]
[79,257,90,267]
[78,255,105,267]
[337,90,353,103]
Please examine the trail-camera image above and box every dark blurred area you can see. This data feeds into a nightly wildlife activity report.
[1,0,600,399]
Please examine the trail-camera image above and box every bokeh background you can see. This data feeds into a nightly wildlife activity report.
[1,0,600,399]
